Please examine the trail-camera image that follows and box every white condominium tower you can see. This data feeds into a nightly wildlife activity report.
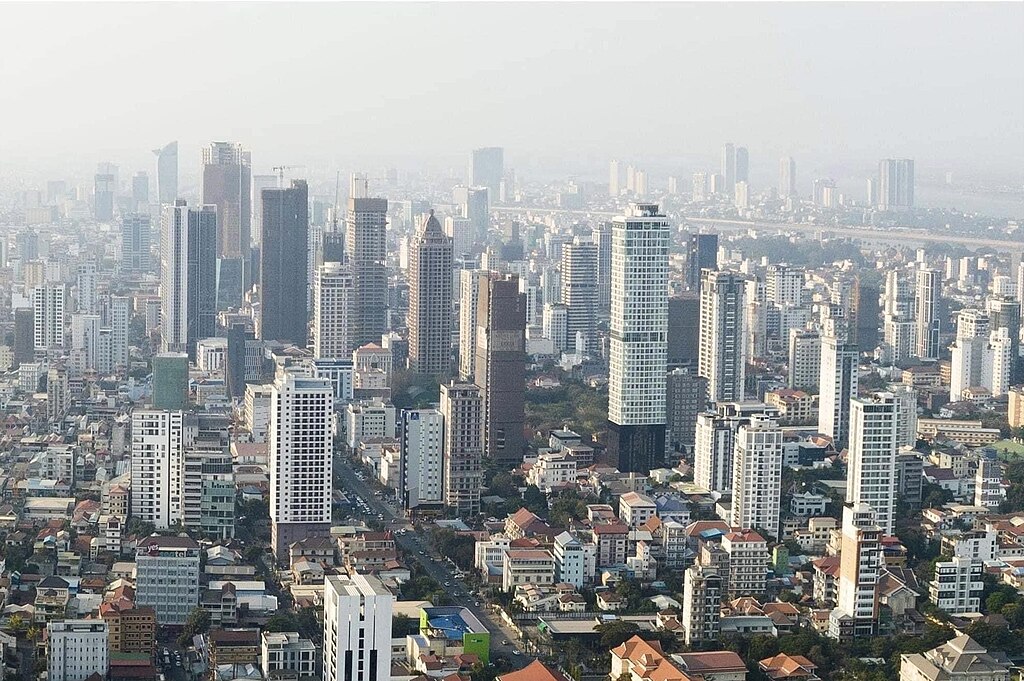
[269,372,334,562]
[730,413,783,539]
[847,393,898,535]
[130,409,186,529]
[312,261,353,359]
[817,334,859,449]
[699,270,748,402]
[608,203,669,473]
[324,574,392,681]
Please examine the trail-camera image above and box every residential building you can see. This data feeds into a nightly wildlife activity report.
[722,530,768,598]
[878,158,915,211]
[682,564,722,645]
[553,532,586,587]
[914,267,940,360]
[900,635,1009,681]
[608,203,670,472]
[929,555,984,615]
[699,269,747,402]
[666,367,707,452]
[400,408,445,511]
[47,620,109,681]
[502,549,555,592]
[269,372,334,562]
[161,201,217,357]
[33,282,67,351]
[407,210,453,375]
[694,402,779,494]
[260,180,309,346]
[828,504,882,641]
[202,141,251,260]
[100,603,156,655]
[561,239,598,352]
[130,409,185,529]
[261,631,316,679]
[731,415,783,539]
[323,574,392,681]
[847,393,898,535]
[619,492,657,528]
[817,334,859,449]
[441,382,483,515]
[788,328,821,391]
[347,197,389,347]
[526,451,577,493]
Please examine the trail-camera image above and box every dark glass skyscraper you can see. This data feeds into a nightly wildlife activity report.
[687,233,719,292]
[260,180,310,346]
[346,197,388,347]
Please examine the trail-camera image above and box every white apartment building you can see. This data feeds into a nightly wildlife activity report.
[929,555,984,615]
[682,564,722,645]
[502,548,556,592]
[618,492,657,528]
[553,531,587,587]
[324,574,393,681]
[474,534,510,579]
[722,530,768,598]
[694,402,779,494]
[269,372,334,562]
[345,399,396,449]
[110,294,130,368]
[458,270,486,381]
[847,393,898,535]
[818,334,859,448]
[34,282,66,351]
[130,409,185,529]
[135,535,200,626]
[400,408,444,510]
[244,383,273,443]
[914,267,941,360]
[527,451,577,493]
[788,327,821,391]
[730,414,783,538]
[313,261,354,360]
[261,631,316,678]
[47,619,109,681]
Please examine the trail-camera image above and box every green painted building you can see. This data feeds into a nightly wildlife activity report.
[152,352,189,410]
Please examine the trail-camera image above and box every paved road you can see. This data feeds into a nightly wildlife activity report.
[335,458,534,666]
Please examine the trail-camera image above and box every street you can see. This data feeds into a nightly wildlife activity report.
[334,458,533,666]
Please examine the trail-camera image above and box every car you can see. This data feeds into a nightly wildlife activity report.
[444,581,451,586]
[512,649,521,656]
[418,550,425,555]
[474,601,480,607]
[501,640,509,646]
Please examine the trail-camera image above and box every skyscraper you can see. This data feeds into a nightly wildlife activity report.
[608,203,669,473]
[817,334,859,449]
[120,213,152,275]
[76,261,98,315]
[110,294,130,369]
[201,141,252,259]
[130,409,186,529]
[160,201,217,358]
[609,160,621,197]
[593,221,613,320]
[682,564,722,645]
[847,393,898,535]
[132,171,149,209]
[914,267,941,360]
[152,141,178,205]
[452,185,489,247]
[950,309,990,402]
[877,158,915,210]
[735,146,749,185]
[323,574,392,681]
[252,174,277,247]
[94,169,115,222]
[722,143,736,193]
[471,146,504,199]
[698,270,747,402]
[260,180,309,346]
[312,262,353,360]
[458,269,487,381]
[269,372,333,562]
[560,239,598,354]
[152,352,189,410]
[407,210,453,375]
[687,233,719,292]
[346,197,388,347]
[441,381,484,515]
[474,274,527,463]
[779,156,797,197]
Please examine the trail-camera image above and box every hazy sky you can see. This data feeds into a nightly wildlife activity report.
[1,2,1021,180]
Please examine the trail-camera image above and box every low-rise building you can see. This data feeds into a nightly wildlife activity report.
[261,631,317,679]
[619,492,657,528]
[900,635,1009,681]
[47,619,109,681]
[502,548,555,592]
[526,452,577,493]
[134,535,200,626]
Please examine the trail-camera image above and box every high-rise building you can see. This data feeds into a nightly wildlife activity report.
[76,261,98,315]
[593,221,613,320]
[987,294,1022,382]
[666,368,708,452]
[687,233,719,292]
[817,334,859,449]
[828,503,882,641]
[441,381,484,515]
[609,160,621,197]
[132,171,149,209]
[110,294,130,369]
[152,352,189,410]
[789,328,821,391]
[153,141,178,205]
[260,180,309,346]
[160,201,217,358]
[202,141,252,259]
[94,168,116,221]
[608,203,669,473]
[313,262,354,360]
[323,574,393,681]
[877,158,915,210]
[458,269,487,381]
[779,157,797,197]
[667,294,701,369]
[452,185,489,247]
[735,146,749,185]
[400,408,445,511]
[914,267,941,360]
[252,174,278,247]
[698,270,747,402]
[950,309,990,402]
[269,372,334,562]
[560,239,598,354]
[407,210,453,375]
[853,279,881,350]
[722,143,736,194]
[847,393,898,535]
[47,619,109,681]
[33,282,66,351]
[471,146,504,199]
[70,313,101,373]
[682,564,722,645]
[766,264,804,308]
[120,213,152,274]
[346,197,388,347]
[474,274,526,463]
[130,409,186,529]
[730,414,783,538]
[443,214,472,257]
[14,307,34,367]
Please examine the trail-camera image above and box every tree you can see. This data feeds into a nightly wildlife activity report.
[522,485,548,515]
[178,606,211,646]
[597,620,639,650]
[487,472,520,499]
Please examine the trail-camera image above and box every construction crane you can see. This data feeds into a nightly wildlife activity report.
[272,165,306,187]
